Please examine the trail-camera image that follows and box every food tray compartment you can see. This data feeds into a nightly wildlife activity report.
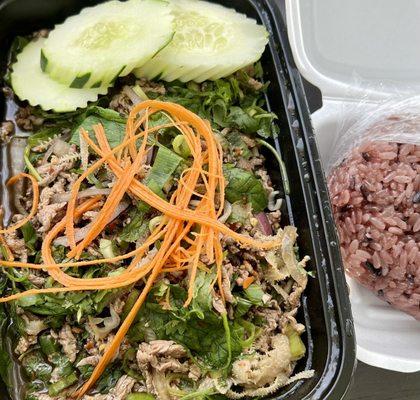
[0,0,356,399]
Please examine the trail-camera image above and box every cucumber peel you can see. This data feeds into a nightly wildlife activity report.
[41,0,174,88]
[10,39,107,112]
[135,0,269,82]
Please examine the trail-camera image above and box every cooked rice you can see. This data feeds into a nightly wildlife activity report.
[328,140,420,319]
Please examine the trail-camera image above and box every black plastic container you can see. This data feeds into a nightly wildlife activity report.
[0,0,356,399]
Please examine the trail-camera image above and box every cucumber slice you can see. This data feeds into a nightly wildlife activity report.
[134,0,268,82]
[10,39,107,112]
[42,0,174,88]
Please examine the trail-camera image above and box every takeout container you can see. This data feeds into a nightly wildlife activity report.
[286,0,420,373]
[0,0,356,398]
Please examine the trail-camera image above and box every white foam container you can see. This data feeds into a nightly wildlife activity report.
[286,0,420,373]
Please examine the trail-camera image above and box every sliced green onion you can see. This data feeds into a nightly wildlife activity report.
[132,85,149,101]
[48,372,78,396]
[99,239,116,259]
[126,394,156,400]
[24,145,42,181]
[172,135,191,158]
[221,312,232,370]
[149,216,163,233]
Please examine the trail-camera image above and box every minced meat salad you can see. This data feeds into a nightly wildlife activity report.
[0,1,313,399]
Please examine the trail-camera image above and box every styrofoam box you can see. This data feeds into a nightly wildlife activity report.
[286,0,420,372]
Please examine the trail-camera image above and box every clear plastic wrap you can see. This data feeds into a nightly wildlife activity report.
[327,95,420,174]
[326,96,420,320]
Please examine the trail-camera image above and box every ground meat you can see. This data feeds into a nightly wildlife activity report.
[15,335,37,355]
[37,202,66,232]
[137,340,199,394]
[27,272,46,287]
[256,168,273,194]
[222,263,234,303]
[247,77,264,91]
[32,394,57,400]
[36,179,67,232]
[37,154,78,186]
[109,91,132,116]
[58,324,78,363]
[232,334,291,389]
[15,105,44,131]
[0,121,14,143]
[4,230,28,262]
[137,78,166,96]
[108,375,136,400]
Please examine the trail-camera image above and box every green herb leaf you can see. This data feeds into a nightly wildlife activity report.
[120,208,150,243]
[70,107,126,148]
[244,284,265,305]
[146,146,183,188]
[20,222,37,254]
[224,167,268,212]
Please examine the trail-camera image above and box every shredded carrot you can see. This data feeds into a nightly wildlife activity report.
[242,276,255,289]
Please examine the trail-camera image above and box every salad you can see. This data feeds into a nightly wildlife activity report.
[0,0,313,399]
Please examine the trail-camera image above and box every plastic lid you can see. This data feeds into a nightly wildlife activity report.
[286,0,420,100]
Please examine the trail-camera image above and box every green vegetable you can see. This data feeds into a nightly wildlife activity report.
[10,39,106,112]
[235,297,253,317]
[285,325,306,361]
[20,222,37,254]
[96,367,123,394]
[21,351,52,382]
[132,85,149,101]
[137,271,256,370]
[224,130,252,160]
[257,138,290,195]
[120,206,150,243]
[99,239,117,259]
[224,167,268,212]
[122,289,141,321]
[4,35,29,85]
[172,135,191,158]
[146,146,183,189]
[227,202,252,225]
[48,372,78,396]
[244,284,265,305]
[149,216,163,233]
[127,394,156,400]
[42,0,174,88]
[70,107,126,149]
[153,69,276,138]
[134,0,268,82]
[24,145,42,181]
[0,307,13,389]
[39,334,60,356]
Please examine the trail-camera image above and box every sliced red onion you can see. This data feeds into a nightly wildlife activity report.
[53,200,129,247]
[256,212,273,236]
[52,187,112,204]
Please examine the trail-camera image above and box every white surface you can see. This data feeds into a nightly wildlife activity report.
[287,0,420,373]
[286,0,420,101]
